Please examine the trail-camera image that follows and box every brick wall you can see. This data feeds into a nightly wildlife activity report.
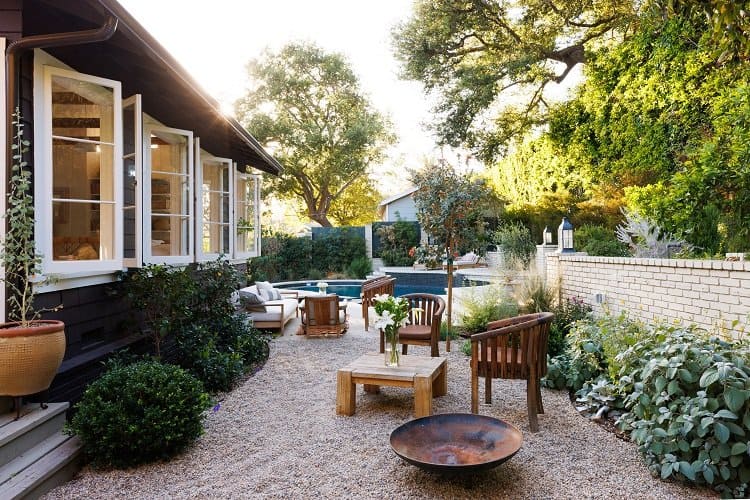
[546,254,750,338]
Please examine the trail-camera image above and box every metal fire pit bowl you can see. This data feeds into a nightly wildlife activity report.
[390,413,523,473]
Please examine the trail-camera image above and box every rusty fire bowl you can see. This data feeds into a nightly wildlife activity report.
[390,413,523,473]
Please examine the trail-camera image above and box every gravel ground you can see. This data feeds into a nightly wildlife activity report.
[45,305,715,499]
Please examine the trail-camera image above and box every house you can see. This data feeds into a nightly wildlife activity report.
[1,0,282,402]
[377,186,418,221]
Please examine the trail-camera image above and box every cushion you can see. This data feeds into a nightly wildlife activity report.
[255,281,275,301]
[239,289,266,312]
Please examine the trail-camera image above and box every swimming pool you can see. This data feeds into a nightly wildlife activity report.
[275,282,447,300]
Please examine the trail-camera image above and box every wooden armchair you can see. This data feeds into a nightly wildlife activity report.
[379,293,445,357]
[361,276,395,331]
[470,312,554,432]
[297,295,348,337]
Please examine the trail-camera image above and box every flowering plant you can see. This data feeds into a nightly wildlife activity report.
[412,244,442,268]
[373,294,410,366]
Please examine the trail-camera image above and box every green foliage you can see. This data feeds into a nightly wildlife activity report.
[374,220,419,266]
[69,360,209,468]
[347,256,372,279]
[175,323,245,393]
[617,326,750,496]
[517,274,555,314]
[120,264,196,358]
[493,221,536,269]
[440,321,459,341]
[2,110,57,325]
[248,230,366,281]
[235,42,394,227]
[547,297,592,358]
[458,286,519,336]
[393,0,634,160]
[575,224,630,257]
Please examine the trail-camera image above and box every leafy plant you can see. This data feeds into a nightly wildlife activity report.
[617,326,750,497]
[458,285,519,335]
[494,221,536,269]
[517,273,555,314]
[175,323,245,393]
[547,297,592,357]
[68,360,209,468]
[1,110,59,325]
[410,243,442,268]
[616,209,693,258]
[575,224,630,257]
[347,256,372,279]
[375,220,419,266]
[120,264,195,358]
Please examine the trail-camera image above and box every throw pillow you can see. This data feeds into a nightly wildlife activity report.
[238,289,266,312]
[267,289,282,300]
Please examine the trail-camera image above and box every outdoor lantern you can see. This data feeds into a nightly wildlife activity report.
[543,226,553,245]
[316,281,329,295]
[557,217,574,253]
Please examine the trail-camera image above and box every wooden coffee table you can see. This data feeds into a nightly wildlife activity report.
[336,353,447,418]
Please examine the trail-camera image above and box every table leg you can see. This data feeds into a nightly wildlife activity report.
[414,375,432,417]
[434,361,447,397]
[336,369,356,416]
[363,384,380,394]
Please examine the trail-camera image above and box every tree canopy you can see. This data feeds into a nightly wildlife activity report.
[393,0,636,160]
[235,42,394,227]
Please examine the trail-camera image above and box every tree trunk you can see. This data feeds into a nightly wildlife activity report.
[309,212,333,227]
[446,261,453,352]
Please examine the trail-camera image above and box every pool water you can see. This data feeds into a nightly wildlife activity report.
[280,284,447,300]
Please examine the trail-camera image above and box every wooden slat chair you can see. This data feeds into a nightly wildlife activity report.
[297,295,348,337]
[470,312,555,432]
[361,276,395,331]
[379,293,445,357]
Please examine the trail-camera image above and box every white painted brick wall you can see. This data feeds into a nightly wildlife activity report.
[544,253,750,339]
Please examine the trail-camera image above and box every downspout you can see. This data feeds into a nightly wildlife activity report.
[5,16,118,185]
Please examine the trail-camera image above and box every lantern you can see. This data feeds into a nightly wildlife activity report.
[543,226,553,245]
[557,217,574,253]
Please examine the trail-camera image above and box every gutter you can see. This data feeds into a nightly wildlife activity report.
[4,16,118,182]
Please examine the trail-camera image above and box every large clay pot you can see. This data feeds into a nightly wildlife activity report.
[0,320,66,397]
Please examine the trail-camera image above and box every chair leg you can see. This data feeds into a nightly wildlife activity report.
[527,376,539,432]
[484,375,492,404]
[471,375,479,413]
[536,381,544,414]
[431,341,438,357]
[402,344,408,355]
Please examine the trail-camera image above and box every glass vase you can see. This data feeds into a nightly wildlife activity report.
[384,326,400,367]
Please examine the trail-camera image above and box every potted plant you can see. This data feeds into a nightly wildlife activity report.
[0,110,65,419]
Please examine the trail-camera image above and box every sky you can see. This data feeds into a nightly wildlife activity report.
[118,0,447,195]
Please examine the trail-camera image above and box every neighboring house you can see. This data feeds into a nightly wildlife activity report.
[1,0,282,401]
[377,186,418,221]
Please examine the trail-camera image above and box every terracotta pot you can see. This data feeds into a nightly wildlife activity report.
[0,320,66,397]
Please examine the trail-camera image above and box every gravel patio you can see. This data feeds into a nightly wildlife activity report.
[45,305,714,499]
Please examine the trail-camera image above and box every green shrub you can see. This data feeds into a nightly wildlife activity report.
[312,229,367,273]
[458,286,519,335]
[517,273,555,314]
[374,219,419,266]
[175,323,245,392]
[575,224,630,257]
[617,326,750,497]
[347,256,372,278]
[69,360,209,468]
[547,297,592,357]
[440,321,459,341]
[494,221,536,269]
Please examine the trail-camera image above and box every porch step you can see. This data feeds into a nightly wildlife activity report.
[0,403,82,499]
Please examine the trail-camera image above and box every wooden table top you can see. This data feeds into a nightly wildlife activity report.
[341,352,445,382]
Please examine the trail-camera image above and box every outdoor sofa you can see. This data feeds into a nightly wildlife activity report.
[238,282,299,331]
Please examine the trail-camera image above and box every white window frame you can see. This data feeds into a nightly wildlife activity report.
[196,143,234,261]
[143,124,194,265]
[37,65,123,275]
[234,171,261,260]
[122,94,143,268]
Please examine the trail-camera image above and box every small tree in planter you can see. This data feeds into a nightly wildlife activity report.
[0,110,65,418]
[411,162,491,351]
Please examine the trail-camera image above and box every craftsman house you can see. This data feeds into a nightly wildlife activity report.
[1,0,281,401]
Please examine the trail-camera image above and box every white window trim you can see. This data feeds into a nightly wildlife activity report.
[36,64,123,275]
[122,94,143,268]
[234,171,261,260]
[143,124,194,265]
[196,145,234,262]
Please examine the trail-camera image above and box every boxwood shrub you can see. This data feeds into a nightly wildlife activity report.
[69,360,210,468]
